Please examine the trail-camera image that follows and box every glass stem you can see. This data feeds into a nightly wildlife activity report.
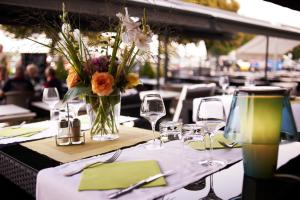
[50,109,54,120]
[151,121,156,142]
[209,133,213,160]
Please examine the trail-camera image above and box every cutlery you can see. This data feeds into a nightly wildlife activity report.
[218,141,238,148]
[108,170,175,199]
[63,149,122,176]
[11,121,26,129]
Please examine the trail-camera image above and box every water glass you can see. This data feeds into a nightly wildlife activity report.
[159,121,182,142]
[43,87,60,120]
[219,76,229,95]
[181,124,204,148]
[140,94,166,150]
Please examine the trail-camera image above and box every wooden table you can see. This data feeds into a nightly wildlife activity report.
[0,104,36,123]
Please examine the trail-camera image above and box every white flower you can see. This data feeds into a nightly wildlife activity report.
[73,29,81,42]
[121,29,139,44]
[117,7,140,34]
[134,31,153,51]
[61,23,71,35]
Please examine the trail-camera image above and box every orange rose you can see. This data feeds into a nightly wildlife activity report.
[66,67,81,88]
[126,73,140,88]
[91,72,114,96]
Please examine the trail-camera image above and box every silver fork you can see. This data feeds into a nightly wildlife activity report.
[63,149,122,176]
[218,141,238,148]
[11,121,26,129]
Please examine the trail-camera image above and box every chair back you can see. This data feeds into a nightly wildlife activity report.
[4,91,34,108]
[173,83,216,122]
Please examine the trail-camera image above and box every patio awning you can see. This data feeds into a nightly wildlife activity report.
[1,0,300,40]
[236,36,300,60]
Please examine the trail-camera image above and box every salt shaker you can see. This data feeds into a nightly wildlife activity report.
[71,118,81,144]
[57,119,70,145]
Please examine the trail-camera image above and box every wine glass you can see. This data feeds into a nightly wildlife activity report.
[202,175,222,200]
[219,76,229,95]
[67,97,85,118]
[196,97,227,166]
[140,94,166,150]
[43,87,60,120]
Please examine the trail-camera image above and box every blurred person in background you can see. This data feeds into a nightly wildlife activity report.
[26,63,44,100]
[26,63,42,87]
[0,44,8,71]
[0,65,34,97]
[44,66,63,98]
[0,65,8,103]
[0,64,8,89]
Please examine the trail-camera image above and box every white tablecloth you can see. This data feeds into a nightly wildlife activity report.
[36,141,243,200]
[0,121,57,145]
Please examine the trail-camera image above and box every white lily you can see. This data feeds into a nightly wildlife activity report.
[61,23,71,35]
[134,31,153,51]
[73,29,81,43]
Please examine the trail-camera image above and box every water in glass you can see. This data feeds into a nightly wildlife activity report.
[140,94,166,150]
[196,98,227,166]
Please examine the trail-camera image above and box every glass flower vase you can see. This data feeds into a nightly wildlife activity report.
[85,91,120,141]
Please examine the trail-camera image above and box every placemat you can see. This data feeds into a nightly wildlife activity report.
[21,126,157,163]
[79,160,166,190]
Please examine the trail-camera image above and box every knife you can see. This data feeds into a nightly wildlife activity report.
[108,170,175,199]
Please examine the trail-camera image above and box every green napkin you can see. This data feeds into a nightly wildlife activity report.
[79,160,167,191]
[189,132,241,150]
[0,127,46,138]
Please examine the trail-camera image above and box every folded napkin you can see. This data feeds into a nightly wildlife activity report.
[79,160,166,191]
[189,133,240,150]
[0,127,46,138]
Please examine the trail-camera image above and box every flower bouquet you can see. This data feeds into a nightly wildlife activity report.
[34,4,152,140]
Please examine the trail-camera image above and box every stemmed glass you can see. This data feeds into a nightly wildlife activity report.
[67,97,85,118]
[219,76,229,95]
[202,175,222,200]
[140,94,166,150]
[196,97,227,166]
[43,87,60,120]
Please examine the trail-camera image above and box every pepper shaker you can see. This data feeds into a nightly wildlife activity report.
[71,118,81,144]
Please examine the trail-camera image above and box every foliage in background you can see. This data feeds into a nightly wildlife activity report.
[55,56,68,81]
[206,33,254,55]
[183,0,254,55]
[184,0,240,12]
[291,45,300,59]
[140,61,156,78]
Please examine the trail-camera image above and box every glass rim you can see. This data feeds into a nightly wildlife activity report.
[237,86,288,95]
[159,121,182,126]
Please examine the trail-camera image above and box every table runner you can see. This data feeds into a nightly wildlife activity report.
[36,141,243,200]
[22,126,157,163]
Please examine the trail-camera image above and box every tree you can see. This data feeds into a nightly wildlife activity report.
[291,45,300,59]
[184,0,254,55]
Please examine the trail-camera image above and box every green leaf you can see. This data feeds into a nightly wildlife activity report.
[62,86,91,105]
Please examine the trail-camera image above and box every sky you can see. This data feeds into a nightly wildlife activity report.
[237,0,300,28]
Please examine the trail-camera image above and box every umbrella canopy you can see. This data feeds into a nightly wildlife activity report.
[235,35,300,60]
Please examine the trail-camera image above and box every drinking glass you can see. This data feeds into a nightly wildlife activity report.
[196,97,227,166]
[181,124,208,165]
[140,94,166,150]
[245,76,255,87]
[67,97,85,118]
[219,76,229,95]
[43,87,60,120]
[202,175,222,200]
